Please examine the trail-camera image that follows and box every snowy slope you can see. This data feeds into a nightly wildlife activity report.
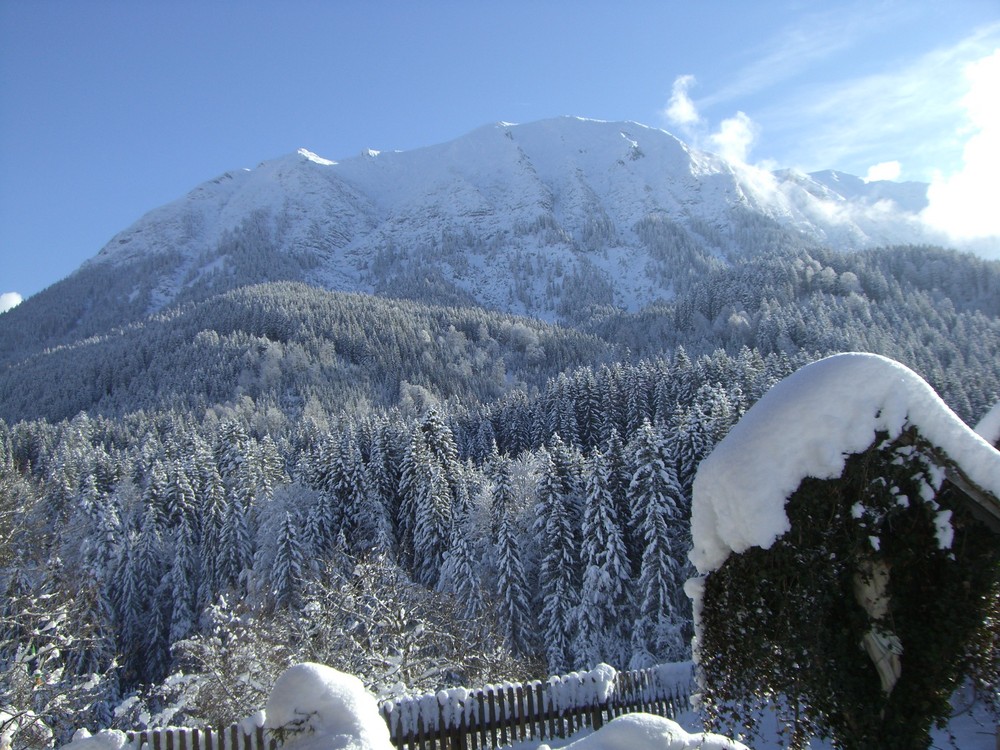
[80,117,951,321]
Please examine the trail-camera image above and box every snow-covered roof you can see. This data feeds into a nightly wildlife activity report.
[689,352,1000,576]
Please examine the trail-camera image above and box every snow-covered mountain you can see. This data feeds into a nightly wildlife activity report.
[78,117,945,321]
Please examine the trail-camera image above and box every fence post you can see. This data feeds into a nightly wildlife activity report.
[475,690,488,750]
[514,684,527,743]
[590,670,605,732]
[495,687,508,749]
[504,685,517,744]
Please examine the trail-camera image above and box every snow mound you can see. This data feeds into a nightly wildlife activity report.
[57,729,128,750]
[689,352,1000,575]
[552,713,747,750]
[264,663,392,750]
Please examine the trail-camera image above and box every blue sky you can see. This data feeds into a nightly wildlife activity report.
[1,0,998,305]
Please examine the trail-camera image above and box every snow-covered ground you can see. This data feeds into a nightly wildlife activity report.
[54,662,997,750]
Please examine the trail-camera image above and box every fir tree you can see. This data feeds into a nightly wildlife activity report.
[218,500,252,593]
[628,420,686,666]
[168,519,198,644]
[271,511,304,610]
[412,460,452,587]
[437,492,483,621]
[534,448,579,674]
[494,483,532,655]
[574,449,632,669]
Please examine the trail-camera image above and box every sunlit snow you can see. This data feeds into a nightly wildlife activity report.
[297,148,336,166]
[689,352,1000,576]
[264,663,393,750]
[543,713,747,750]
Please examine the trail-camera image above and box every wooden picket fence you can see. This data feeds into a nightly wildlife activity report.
[125,725,276,750]
[380,663,693,750]
[121,663,692,750]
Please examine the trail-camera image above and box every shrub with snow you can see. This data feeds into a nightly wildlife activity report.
[263,663,393,750]
[687,353,1000,750]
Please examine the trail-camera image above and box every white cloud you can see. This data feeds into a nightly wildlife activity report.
[663,74,701,128]
[662,74,759,165]
[755,24,1000,177]
[0,292,23,313]
[922,49,1000,240]
[698,3,890,110]
[708,112,757,165]
[863,160,902,183]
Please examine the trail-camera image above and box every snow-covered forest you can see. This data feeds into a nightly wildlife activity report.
[2,346,778,731]
[4,132,1000,746]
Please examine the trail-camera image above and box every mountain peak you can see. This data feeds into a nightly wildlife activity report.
[69,116,954,327]
[297,148,336,166]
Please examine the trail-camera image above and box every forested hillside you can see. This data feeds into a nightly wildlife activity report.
[4,244,1000,426]
[3,240,1000,741]
[0,283,616,424]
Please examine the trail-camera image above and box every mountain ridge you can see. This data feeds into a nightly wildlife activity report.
[77,117,945,313]
[0,116,978,375]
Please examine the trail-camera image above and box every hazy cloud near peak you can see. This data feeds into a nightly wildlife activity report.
[663,74,760,165]
[664,75,701,128]
[864,161,902,183]
[0,292,23,314]
[709,112,757,165]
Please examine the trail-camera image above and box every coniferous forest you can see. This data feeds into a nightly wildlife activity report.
[4,240,1000,742]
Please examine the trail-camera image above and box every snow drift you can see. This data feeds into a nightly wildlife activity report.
[544,713,747,750]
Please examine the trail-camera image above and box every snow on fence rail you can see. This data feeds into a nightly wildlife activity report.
[120,663,692,750]
[380,662,693,750]
[124,726,275,750]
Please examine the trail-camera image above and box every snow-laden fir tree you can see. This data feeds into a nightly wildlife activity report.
[257,434,286,500]
[336,429,390,557]
[493,469,532,656]
[602,427,638,574]
[628,420,686,666]
[114,532,148,685]
[573,448,633,669]
[168,518,198,644]
[215,419,250,486]
[270,511,304,610]
[165,460,198,531]
[217,499,252,594]
[196,466,227,608]
[671,401,712,496]
[437,489,483,622]
[534,446,579,674]
[142,460,169,528]
[409,449,453,587]
[302,490,335,570]
[367,417,405,545]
